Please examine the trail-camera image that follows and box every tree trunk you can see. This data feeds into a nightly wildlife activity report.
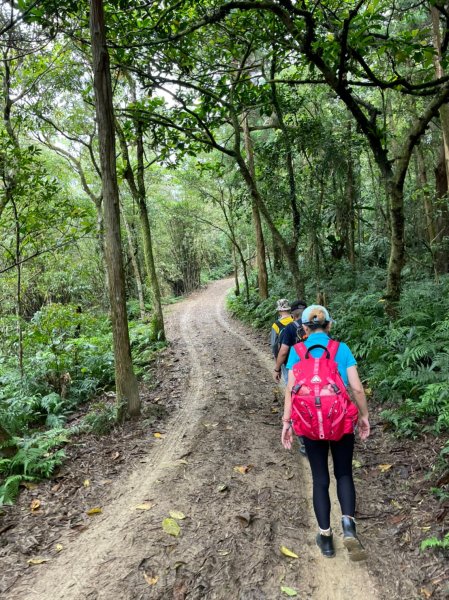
[416,147,437,246]
[11,197,23,377]
[242,115,268,299]
[122,209,146,320]
[431,6,449,184]
[135,121,165,340]
[232,244,240,297]
[230,110,304,297]
[116,117,165,341]
[272,233,283,271]
[137,197,166,339]
[434,144,449,274]
[385,181,405,308]
[89,0,140,417]
[344,123,356,267]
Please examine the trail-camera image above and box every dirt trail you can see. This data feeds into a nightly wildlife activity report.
[6,280,381,600]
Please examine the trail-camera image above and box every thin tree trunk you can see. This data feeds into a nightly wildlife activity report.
[434,144,449,273]
[345,123,356,267]
[11,197,23,377]
[232,244,240,297]
[122,209,146,320]
[431,6,449,184]
[385,180,405,307]
[89,0,139,417]
[272,233,283,271]
[242,115,268,299]
[115,118,165,341]
[416,147,436,245]
[135,121,165,340]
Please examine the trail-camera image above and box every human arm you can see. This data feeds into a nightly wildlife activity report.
[347,365,370,440]
[273,343,289,382]
[281,369,295,449]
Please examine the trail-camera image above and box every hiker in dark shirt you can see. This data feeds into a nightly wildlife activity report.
[272,299,307,383]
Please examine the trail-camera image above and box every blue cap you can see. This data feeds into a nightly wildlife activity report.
[301,304,334,325]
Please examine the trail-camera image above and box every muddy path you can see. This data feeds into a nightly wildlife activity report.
[3,280,416,599]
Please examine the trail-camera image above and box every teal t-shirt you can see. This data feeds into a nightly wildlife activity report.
[286,332,356,386]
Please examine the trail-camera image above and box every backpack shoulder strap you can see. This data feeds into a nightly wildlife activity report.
[326,339,340,360]
[272,319,281,335]
[293,341,308,360]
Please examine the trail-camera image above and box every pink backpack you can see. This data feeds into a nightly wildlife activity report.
[290,340,357,441]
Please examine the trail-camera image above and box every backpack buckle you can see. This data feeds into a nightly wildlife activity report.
[315,396,321,407]
[292,384,302,393]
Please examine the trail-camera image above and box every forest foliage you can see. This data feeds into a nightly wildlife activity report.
[0,0,449,540]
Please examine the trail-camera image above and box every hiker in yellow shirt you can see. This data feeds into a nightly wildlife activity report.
[270,299,294,384]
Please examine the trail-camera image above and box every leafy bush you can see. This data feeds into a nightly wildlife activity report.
[0,429,68,504]
[0,302,163,504]
[81,401,120,436]
[421,532,449,552]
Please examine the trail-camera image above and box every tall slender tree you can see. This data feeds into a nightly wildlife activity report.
[89,0,139,417]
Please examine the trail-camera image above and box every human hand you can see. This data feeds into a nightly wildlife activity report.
[281,423,293,449]
[273,369,281,383]
[358,416,370,440]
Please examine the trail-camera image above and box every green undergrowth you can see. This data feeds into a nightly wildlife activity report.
[0,303,166,505]
[228,267,449,541]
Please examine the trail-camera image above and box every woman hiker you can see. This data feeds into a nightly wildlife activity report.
[281,304,370,560]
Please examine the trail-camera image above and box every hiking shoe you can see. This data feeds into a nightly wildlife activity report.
[316,533,335,558]
[342,516,367,561]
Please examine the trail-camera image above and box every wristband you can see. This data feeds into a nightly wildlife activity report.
[274,368,281,373]
[282,417,291,423]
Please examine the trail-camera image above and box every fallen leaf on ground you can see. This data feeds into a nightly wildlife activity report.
[217,550,230,556]
[22,482,38,490]
[113,452,120,460]
[281,586,298,597]
[203,422,219,428]
[27,557,50,565]
[233,465,253,475]
[217,484,228,492]
[378,464,393,473]
[271,407,279,413]
[134,503,154,511]
[55,544,64,552]
[236,512,253,527]
[83,479,90,488]
[420,586,434,598]
[162,517,181,537]
[86,507,102,516]
[30,499,41,512]
[352,459,362,468]
[280,546,299,558]
[390,499,403,510]
[143,573,159,586]
[153,432,165,438]
[169,510,186,520]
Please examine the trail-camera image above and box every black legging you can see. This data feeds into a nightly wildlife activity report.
[303,434,355,530]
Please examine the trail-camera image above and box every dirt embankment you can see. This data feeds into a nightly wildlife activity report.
[1,279,436,599]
